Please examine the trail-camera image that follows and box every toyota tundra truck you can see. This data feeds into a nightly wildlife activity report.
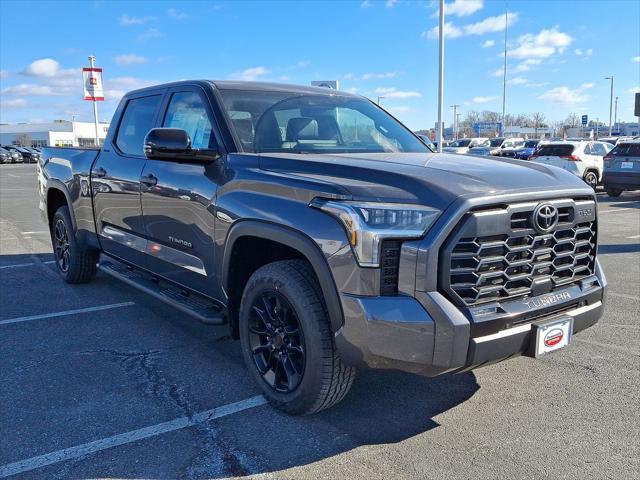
[38,81,606,414]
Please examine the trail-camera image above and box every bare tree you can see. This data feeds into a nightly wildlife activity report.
[530,112,547,138]
[16,133,32,147]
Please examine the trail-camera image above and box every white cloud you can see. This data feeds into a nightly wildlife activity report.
[23,58,61,77]
[167,8,189,20]
[574,48,593,57]
[0,69,8,78]
[1,83,63,96]
[374,87,421,99]
[482,39,495,48]
[425,12,517,39]
[490,68,504,77]
[508,76,527,85]
[524,82,549,88]
[632,56,640,63]
[424,22,463,39]
[513,58,542,72]
[119,14,155,26]
[508,27,573,59]
[138,28,162,40]
[231,66,271,81]
[538,84,592,105]
[295,60,310,68]
[114,54,149,65]
[345,71,399,81]
[386,0,398,7]
[1,98,28,108]
[432,0,483,18]
[627,87,640,94]
[361,0,372,7]
[472,95,498,103]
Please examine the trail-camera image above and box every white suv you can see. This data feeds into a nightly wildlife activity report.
[443,137,490,154]
[530,141,613,189]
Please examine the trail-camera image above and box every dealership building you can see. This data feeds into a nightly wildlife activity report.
[0,120,110,148]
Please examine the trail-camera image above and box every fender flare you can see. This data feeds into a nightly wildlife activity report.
[222,220,344,332]
[46,180,78,232]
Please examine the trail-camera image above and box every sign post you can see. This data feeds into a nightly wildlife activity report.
[82,56,104,146]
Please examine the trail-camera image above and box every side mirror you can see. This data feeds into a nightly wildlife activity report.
[144,128,219,163]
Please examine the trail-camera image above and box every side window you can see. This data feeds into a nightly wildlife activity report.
[592,143,606,156]
[583,144,593,155]
[116,95,162,155]
[163,91,215,149]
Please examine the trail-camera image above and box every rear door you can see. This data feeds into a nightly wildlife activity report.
[92,90,163,267]
[139,85,224,296]
[533,143,575,167]
[588,142,608,179]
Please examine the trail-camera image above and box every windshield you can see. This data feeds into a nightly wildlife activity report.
[217,90,429,154]
[490,139,504,147]
[524,140,538,148]
[449,139,471,147]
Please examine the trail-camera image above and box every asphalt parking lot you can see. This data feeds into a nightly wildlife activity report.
[1,162,638,479]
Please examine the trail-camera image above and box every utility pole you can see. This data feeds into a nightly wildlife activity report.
[456,112,462,140]
[88,56,100,146]
[605,76,614,136]
[450,104,460,140]
[436,0,445,152]
[501,2,508,136]
[614,96,618,131]
[377,96,384,105]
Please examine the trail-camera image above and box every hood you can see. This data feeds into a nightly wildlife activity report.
[258,152,591,211]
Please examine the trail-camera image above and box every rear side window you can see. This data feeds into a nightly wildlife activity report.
[536,144,575,156]
[610,143,640,157]
[116,95,162,155]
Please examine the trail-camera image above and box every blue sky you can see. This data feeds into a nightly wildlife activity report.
[1,0,639,130]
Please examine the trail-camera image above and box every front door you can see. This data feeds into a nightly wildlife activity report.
[140,87,222,297]
[92,92,163,267]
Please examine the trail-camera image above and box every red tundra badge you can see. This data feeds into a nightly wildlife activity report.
[544,328,564,347]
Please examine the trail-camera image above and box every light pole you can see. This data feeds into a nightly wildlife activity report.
[376,96,385,105]
[614,96,618,131]
[436,0,445,152]
[456,112,462,139]
[605,76,614,136]
[450,104,460,140]
[501,1,508,136]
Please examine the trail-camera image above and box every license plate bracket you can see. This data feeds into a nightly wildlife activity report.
[530,315,573,358]
[621,162,634,169]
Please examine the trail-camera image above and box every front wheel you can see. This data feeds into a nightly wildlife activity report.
[239,260,355,415]
[583,171,599,190]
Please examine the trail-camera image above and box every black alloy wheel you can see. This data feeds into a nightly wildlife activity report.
[248,291,305,393]
[584,171,598,190]
[53,218,70,273]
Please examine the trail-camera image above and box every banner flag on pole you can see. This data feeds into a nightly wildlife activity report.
[82,68,104,101]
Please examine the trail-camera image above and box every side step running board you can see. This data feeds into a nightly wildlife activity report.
[99,260,226,325]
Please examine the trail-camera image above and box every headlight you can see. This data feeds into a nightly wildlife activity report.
[310,199,440,267]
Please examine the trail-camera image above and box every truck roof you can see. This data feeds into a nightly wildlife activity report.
[126,80,360,98]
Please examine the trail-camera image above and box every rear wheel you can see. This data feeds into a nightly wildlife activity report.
[51,206,98,283]
[605,188,623,197]
[239,260,355,415]
[583,170,599,190]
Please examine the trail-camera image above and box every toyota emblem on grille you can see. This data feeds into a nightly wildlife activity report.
[532,203,559,233]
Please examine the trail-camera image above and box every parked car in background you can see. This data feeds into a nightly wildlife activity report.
[598,137,618,146]
[0,147,13,164]
[443,137,489,154]
[513,140,540,160]
[602,139,640,197]
[22,147,42,162]
[4,145,39,163]
[1,145,24,163]
[530,141,613,189]
[416,134,436,152]
[433,140,450,150]
[499,138,526,157]
[468,137,503,156]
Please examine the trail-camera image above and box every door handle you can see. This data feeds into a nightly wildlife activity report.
[94,167,107,178]
[140,173,158,187]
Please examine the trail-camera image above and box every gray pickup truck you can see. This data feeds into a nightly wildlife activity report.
[38,81,606,414]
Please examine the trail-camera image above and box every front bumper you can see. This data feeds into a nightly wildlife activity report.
[335,260,606,376]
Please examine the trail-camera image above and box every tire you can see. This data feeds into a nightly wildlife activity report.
[50,206,98,283]
[605,188,623,197]
[239,260,355,415]
[583,170,599,190]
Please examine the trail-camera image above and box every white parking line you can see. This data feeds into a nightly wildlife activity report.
[20,230,48,235]
[598,209,636,214]
[627,234,640,239]
[0,302,135,326]
[0,260,55,270]
[0,395,267,478]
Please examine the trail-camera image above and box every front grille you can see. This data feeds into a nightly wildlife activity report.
[380,240,401,295]
[441,199,597,306]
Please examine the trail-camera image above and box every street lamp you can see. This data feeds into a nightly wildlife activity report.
[605,76,614,136]
[450,104,460,140]
[377,96,385,105]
